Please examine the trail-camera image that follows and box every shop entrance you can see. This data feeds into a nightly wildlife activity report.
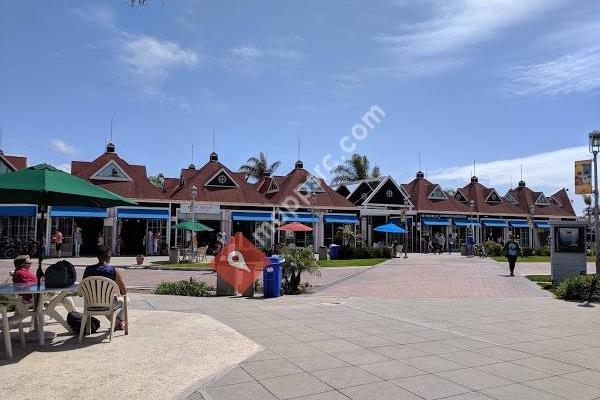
[119,219,146,255]
[73,218,104,256]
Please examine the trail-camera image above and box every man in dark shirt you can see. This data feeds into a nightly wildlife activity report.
[502,234,522,277]
[83,246,127,329]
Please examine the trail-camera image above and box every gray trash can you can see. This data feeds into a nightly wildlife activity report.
[169,248,180,263]
[318,246,328,260]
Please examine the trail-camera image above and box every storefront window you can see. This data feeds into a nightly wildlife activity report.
[0,216,36,242]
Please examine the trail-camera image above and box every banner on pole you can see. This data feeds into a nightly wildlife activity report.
[575,160,592,194]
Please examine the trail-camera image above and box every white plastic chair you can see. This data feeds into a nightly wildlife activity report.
[196,246,208,262]
[78,277,128,343]
[0,300,26,360]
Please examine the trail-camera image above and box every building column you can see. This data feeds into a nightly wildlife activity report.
[221,210,231,236]
[316,211,324,248]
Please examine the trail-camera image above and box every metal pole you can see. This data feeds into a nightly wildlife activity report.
[594,151,600,269]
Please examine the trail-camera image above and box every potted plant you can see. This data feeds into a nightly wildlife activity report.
[136,254,145,265]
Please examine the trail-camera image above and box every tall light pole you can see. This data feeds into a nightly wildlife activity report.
[588,130,600,269]
[528,204,535,248]
[191,185,198,252]
[310,192,317,250]
[469,200,475,240]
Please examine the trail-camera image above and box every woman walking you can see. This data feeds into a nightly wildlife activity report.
[502,234,522,276]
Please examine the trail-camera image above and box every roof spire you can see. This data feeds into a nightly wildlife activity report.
[188,144,196,169]
[106,118,116,153]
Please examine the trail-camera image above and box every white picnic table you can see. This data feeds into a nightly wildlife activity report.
[0,283,78,345]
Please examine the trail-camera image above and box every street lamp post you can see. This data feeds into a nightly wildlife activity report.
[401,208,408,258]
[310,192,317,251]
[191,185,198,252]
[529,204,535,248]
[469,199,475,239]
[588,130,600,269]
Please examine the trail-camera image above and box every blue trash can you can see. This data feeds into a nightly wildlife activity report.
[329,244,340,260]
[263,255,283,298]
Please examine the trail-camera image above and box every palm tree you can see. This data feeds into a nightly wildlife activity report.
[239,153,281,181]
[331,153,381,185]
[149,173,165,190]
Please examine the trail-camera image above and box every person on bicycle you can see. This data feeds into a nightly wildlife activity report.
[502,234,522,276]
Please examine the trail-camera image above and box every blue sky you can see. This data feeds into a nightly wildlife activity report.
[1,1,598,213]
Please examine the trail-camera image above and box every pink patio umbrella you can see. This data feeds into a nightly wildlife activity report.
[278,222,313,232]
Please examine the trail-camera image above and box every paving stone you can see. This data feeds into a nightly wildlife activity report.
[241,358,303,380]
[476,361,550,382]
[206,366,255,388]
[329,349,390,365]
[359,360,426,380]
[482,383,564,400]
[202,381,278,400]
[439,337,495,350]
[391,374,471,399]
[259,372,332,399]
[440,350,503,367]
[345,335,398,348]
[312,366,382,389]
[308,339,364,354]
[438,367,512,390]
[341,381,422,400]
[292,391,350,400]
[409,340,464,355]
[402,355,466,373]
[561,370,600,388]
[525,376,600,400]
[288,353,351,371]
[474,346,532,361]
[440,393,495,400]
[372,344,428,360]
[512,356,584,375]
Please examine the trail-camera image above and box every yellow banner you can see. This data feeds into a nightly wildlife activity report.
[575,160,592,194]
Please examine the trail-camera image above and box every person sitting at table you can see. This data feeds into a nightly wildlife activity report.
[83,246,127,330]
[12,255,37,301]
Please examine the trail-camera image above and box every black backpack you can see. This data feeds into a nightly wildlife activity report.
[67,311,100,334]
[44,260,76,288]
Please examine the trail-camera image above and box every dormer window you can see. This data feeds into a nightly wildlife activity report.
[454,190,468,202]
[504,192,518,205]
[90,160,132,182]
[298,176,324,193]
[428,185,448,200]
[267,178,279,194]
[535,193,550,206]
[485,189,502,204]
[205,168,238,188]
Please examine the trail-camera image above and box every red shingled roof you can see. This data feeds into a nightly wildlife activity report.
[0,154,27,171]
[459,177,526,216]
[508,182,576,218]
[71,151,165,200]
[168,159,269,204]
[404,175,471,214]
[266,166,356,209]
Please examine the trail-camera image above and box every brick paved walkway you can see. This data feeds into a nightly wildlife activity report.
[127,293,600,400]
[317,254,550,299]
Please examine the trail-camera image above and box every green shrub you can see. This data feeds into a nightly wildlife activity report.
[522,247,534,257]
[534,246,550,256]
[556,274,600,302]
[338,246,392,259]
[154,278,214,297]
[483,241,503,257]
[280,246,321,294]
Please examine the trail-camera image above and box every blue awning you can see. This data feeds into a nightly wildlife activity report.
[232,212,273,222]
[482,219,509,227]
[324,214,359,224]
[281,213,318,223]
[535,221,550,229]
[117,208,170,220]
[422,217,451,226]
[51,206,107,218]
[453,218,481,227]
[509,220,530,228]
[0,205,37,217]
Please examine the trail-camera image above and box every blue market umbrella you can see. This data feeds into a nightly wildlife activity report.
[374,222,407,234]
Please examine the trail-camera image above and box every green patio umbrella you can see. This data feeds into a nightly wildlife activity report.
[172,221,214,232]
[0,164,137,285]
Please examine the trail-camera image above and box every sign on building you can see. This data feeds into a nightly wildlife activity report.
[575,160,592,195]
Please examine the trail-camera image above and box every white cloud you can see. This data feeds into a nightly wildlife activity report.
[117,34,199,84]
[70,5,117,30]
[227,42,303,71]
[428,146,587,213]
[378,0,563,75]
[56,163,72,173]
[51,139,78,155]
